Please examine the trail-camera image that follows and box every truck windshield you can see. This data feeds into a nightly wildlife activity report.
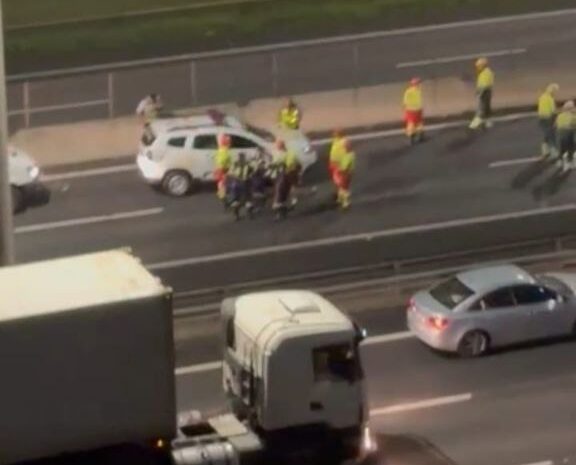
[313,343,363,384]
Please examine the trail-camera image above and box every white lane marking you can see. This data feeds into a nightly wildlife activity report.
[175,330,413,376]
[490,156,540,168]
[15,207,163,234]
[363,330,414,345]
[397,48,527,68]
[370,393,473,416]
[519,462,553,465]
[43,111,536,180]
[312,111,535,146]
[44,164,136,182]
[149,203,576,270]
[175,361,223,376]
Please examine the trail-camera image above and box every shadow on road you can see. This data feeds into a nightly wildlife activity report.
[369,434,458,465]
[532,166,573,199]
[510,158,555,190]
[444,129,479,153]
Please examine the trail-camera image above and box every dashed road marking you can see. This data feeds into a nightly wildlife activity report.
[370,393,473,416]
[397,48,527,68]
[15,207,163,234]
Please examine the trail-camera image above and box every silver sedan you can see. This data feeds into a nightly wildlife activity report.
[407,264,576,357]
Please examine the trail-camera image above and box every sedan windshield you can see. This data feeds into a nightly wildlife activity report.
[430,277,474,310]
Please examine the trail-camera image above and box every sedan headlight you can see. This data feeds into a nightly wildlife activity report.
[28,165,40,180]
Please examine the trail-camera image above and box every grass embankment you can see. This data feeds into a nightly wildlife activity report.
[3,0,232,26]
[5,0,575,73]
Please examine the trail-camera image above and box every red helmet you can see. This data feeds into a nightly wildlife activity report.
[410,77,421,86]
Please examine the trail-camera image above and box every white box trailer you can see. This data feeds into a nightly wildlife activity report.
[0,250,175,465]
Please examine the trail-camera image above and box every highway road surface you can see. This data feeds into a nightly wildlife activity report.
[8,7,576,129]
[172,282,576,465]
[15,118,576,292]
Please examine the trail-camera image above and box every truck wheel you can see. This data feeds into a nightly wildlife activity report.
[11,186,25,214]
[162,171,192,197]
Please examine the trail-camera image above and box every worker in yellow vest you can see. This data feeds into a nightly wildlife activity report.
[556,100,576,172]
[278,98,302,130]
[469,58,495,130]
[403,77,424,144]
[214,134,232,202]
[335,139,356,210]
[329,129,347,189]
[537,83,559,158]
[274,139,301,209]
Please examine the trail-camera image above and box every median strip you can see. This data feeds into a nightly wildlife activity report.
[149,204,576,270]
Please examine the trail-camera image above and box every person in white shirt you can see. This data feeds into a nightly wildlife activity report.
[136,93,163,123]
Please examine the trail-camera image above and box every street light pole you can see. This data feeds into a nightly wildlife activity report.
[0,0,15,266]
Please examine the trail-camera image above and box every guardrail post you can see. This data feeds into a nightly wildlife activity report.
[23,81,30,128]
[189,61,198,106]
[271,52,279,97]
[107,72,115,118]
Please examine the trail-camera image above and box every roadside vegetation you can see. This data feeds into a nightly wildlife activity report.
[4,0,574,73]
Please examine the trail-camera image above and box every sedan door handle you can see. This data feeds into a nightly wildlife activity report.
[310,401,324,411]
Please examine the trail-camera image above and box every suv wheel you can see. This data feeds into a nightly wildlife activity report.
[457,331,489,358]
[162,171,192,197]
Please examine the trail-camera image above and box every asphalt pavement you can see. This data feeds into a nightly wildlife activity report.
[173,291,576,465]
[15,118,576,293]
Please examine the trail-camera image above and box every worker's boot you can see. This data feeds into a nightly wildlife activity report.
[469,116,482,130]
[541,142,550,159]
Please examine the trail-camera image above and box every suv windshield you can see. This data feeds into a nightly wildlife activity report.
[247,124,275,142]
[430,277,474,309]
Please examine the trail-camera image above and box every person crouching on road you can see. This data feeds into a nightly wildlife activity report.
[215,134,232,204]
[403,77,424,144]
[273,139,301,212]
[555,100,576,172]
[469,58,494,130]
[278,97,302,130]
[537,83,559,159]
[334,139,356,210]
[136,93,163,125]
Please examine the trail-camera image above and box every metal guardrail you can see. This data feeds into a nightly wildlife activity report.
[172,235,576,318]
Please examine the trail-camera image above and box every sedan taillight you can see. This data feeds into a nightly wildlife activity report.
[427,316,450,331]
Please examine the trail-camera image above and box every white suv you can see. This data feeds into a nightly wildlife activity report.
[136,114,317,196]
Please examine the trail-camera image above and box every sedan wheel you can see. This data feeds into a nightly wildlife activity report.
[163,171,192,197]
[457,331,489,358]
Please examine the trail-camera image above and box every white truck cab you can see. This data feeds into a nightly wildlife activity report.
[8,146,49,213]
[220,290,369,463]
